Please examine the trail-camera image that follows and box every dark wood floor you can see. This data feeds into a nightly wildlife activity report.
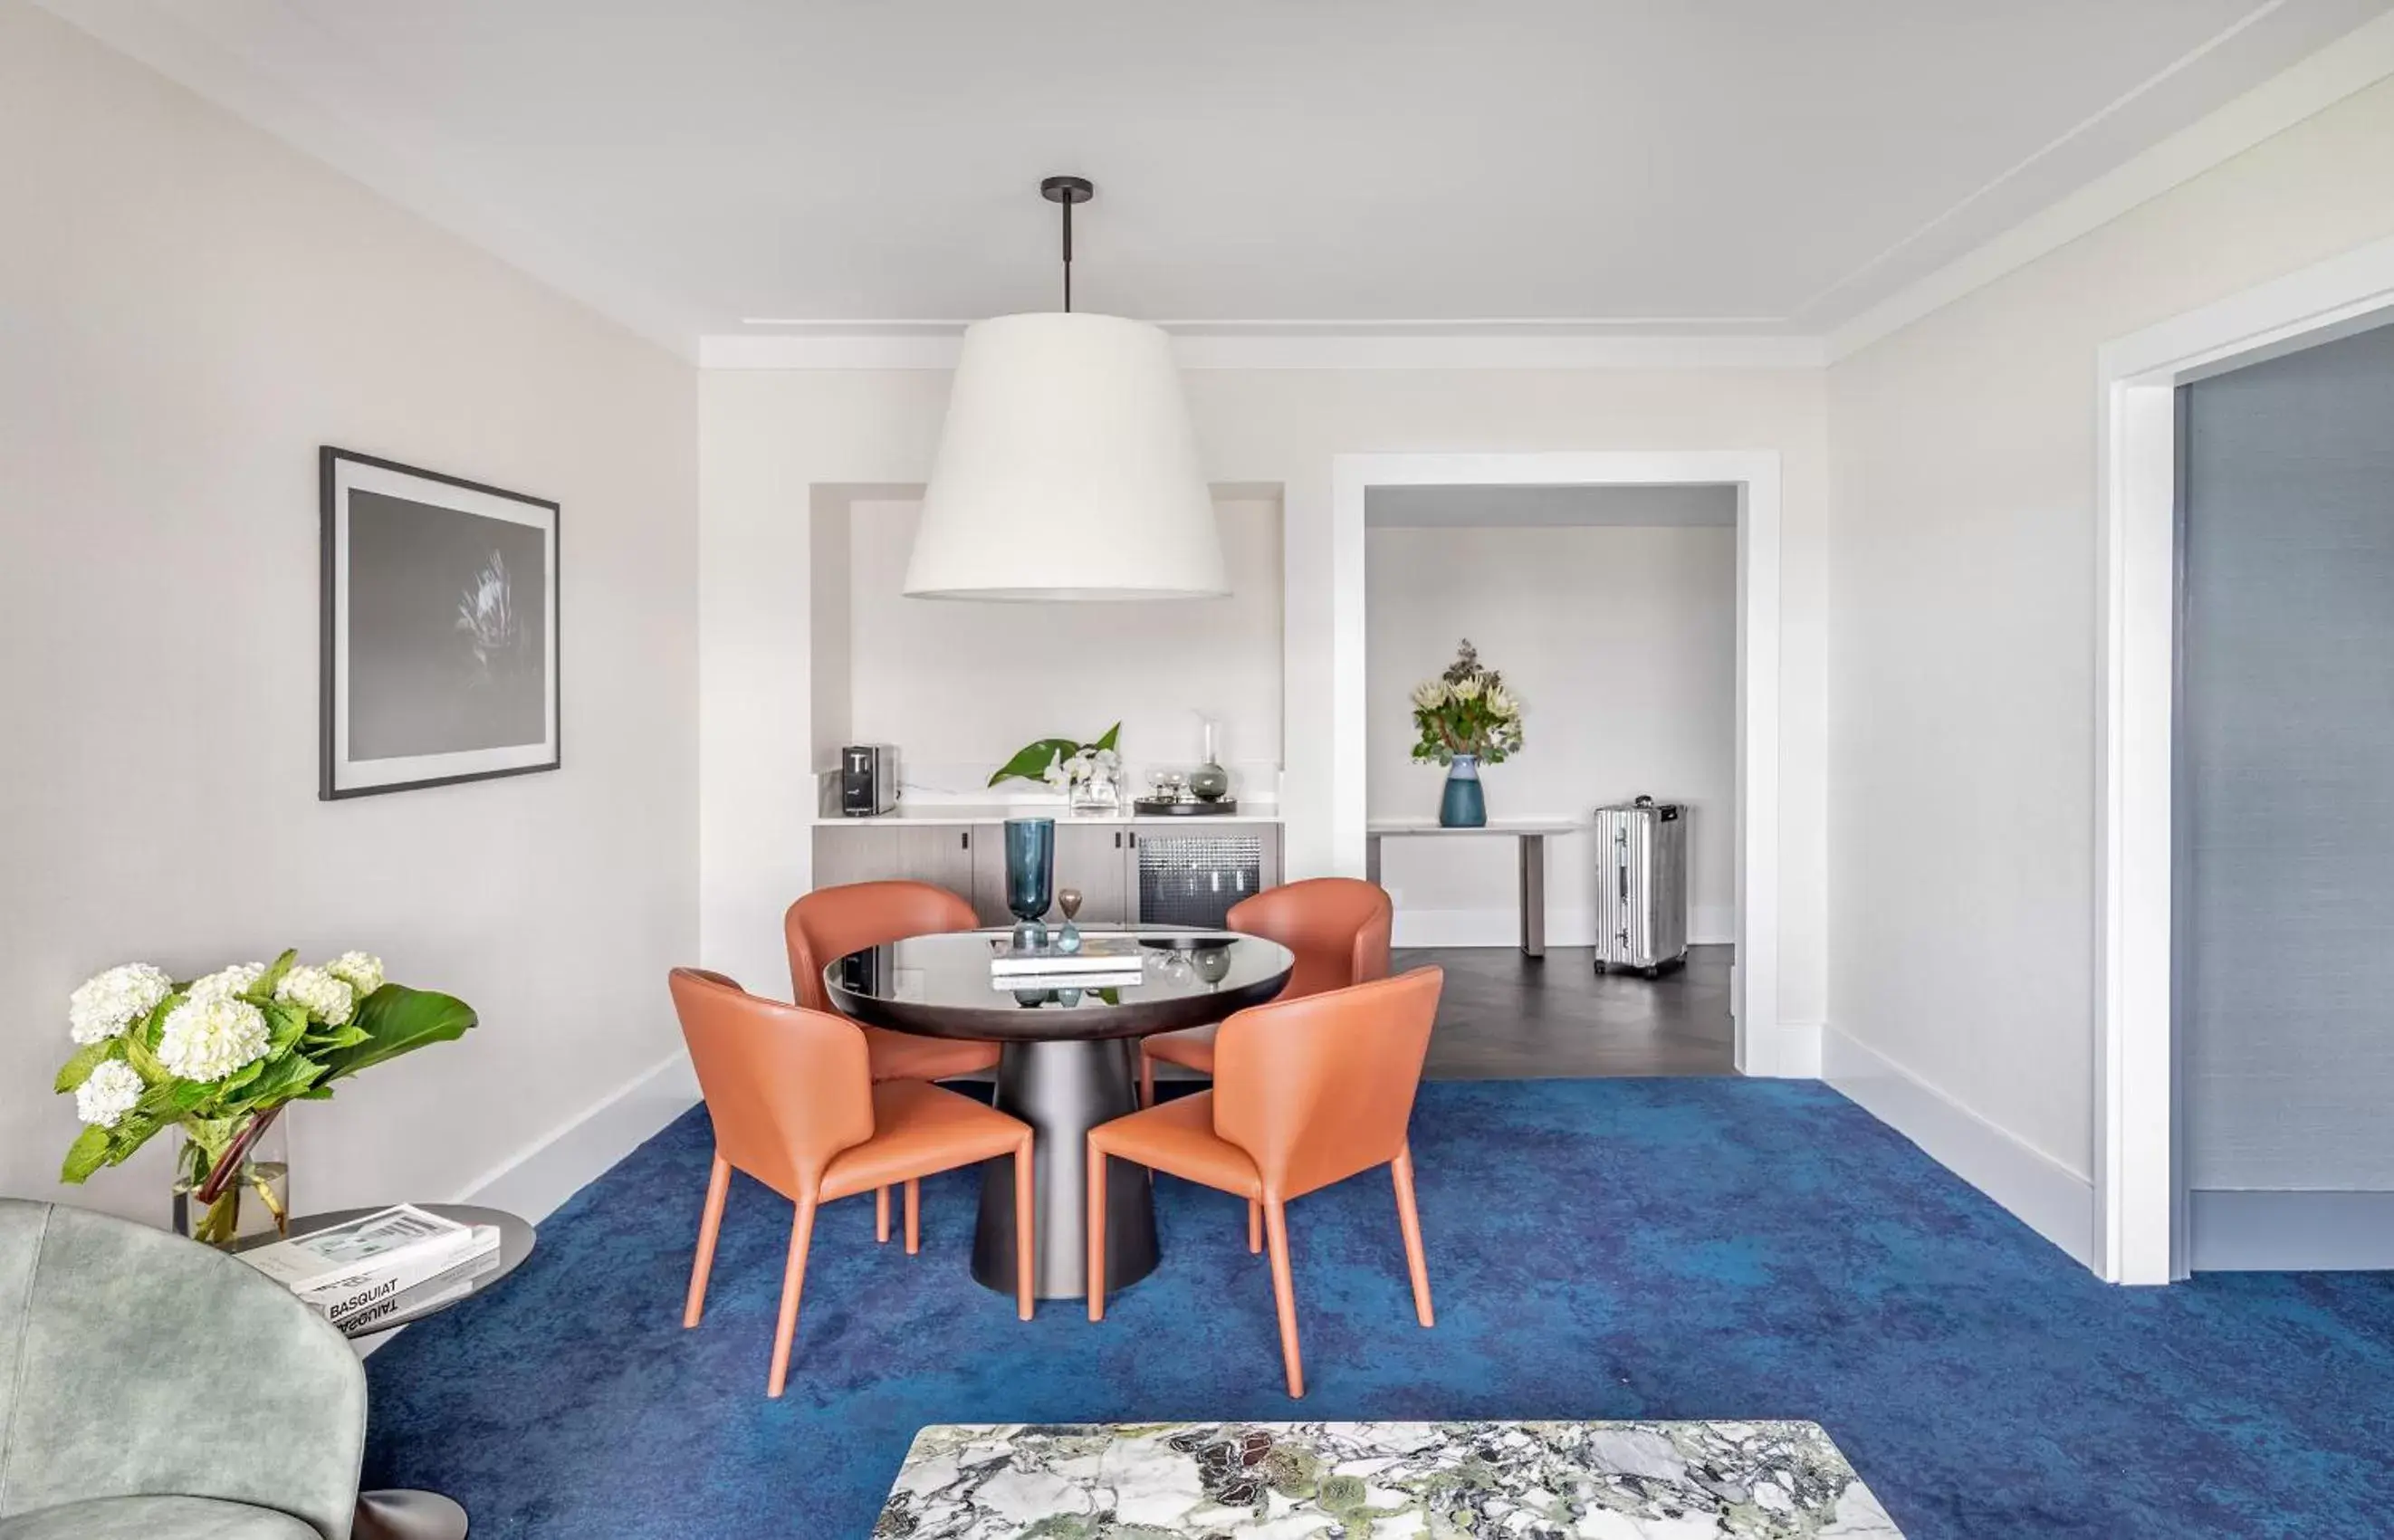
[1405,943,1737,1078]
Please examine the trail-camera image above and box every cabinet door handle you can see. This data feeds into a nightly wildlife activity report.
[1114,832,1121,848]
[960,831,969,850]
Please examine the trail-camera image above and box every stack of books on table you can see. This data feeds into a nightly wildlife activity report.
[237,1203,503,1337]
[988,934,1145,991]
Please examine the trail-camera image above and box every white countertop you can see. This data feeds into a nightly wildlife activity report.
[1367,817,1584,836]
[819,801,1282,828]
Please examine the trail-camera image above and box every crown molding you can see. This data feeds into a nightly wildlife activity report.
[699,326,1827,371]
[51,0,2389,378]
[1826,7,2394,364]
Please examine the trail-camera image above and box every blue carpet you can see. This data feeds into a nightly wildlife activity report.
[362,1079,2394,1537]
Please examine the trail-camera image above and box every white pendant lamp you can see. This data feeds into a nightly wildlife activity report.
[904,176,1226,601]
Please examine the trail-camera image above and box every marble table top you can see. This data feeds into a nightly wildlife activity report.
[876,1420,1903,1538]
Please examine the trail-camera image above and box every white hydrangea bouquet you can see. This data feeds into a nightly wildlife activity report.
[55,950,475,1246]
[1409,639,1525,766]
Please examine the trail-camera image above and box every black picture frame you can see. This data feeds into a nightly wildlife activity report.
[319,446,561,799]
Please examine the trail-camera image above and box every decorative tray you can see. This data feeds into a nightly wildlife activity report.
[1131,797,1239,817]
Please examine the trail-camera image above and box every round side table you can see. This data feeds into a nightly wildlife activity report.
[239,1204,534,1540]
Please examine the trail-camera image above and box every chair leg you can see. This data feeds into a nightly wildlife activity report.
[1248,1197,1262,1255]
[904,1179,921,1256]
[876,1185,890,1244]
[684,1153,732,1328]
[1013,1134,1035,1320]
[765,1197,818,1399]
[1087,1136,1109,1322]
[1263,1197,1304,1399]
[1139,1053,1154,1109]
[1392,1144,1434,1329]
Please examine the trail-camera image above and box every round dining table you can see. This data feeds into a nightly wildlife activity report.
[825,927,1293,1301]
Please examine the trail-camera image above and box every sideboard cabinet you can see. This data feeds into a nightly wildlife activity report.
[812,819,1281,929]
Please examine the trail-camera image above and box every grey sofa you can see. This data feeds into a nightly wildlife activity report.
[0,1199,365,1540]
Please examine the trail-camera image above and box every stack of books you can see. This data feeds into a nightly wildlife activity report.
[237,1203,503,1337]
[989,934,1145,991]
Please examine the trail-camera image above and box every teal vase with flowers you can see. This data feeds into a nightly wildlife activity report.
[1410,640,1524,828]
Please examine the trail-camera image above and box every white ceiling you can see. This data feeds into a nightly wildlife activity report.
[1368,484,1737,529]
[49,0,2394,349]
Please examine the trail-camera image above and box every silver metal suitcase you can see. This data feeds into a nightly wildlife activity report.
[1592,796,1689,976]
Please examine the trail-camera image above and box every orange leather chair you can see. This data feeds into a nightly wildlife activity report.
[669,968,1033,1397]
[1088,966,1442,1398]
[1139,877,1395,1105]
[787,881,1006,1241]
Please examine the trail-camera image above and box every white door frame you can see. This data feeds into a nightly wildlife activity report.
[1328,450,1786,1076]
[2095,234,2394,1285]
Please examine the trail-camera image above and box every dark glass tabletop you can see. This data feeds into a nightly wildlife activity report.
[826,928,1295,1041]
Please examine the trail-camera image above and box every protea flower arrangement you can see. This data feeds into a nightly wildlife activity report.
[1410,640,1525,827]
[56,951,474,1246]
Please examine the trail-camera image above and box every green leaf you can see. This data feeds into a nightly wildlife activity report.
[107,1113,166,1162]
[59,1125,110,1184]
[53,1038,122,1095]
[134,994,174,1055]
[241,1054,327,1106]
[252,949,299,1000]
[263,1000,311,1057]
[1090,722,1120,753]
[319,985,476,1082]
[987,738,1077,787]
[220,1056,268,1095]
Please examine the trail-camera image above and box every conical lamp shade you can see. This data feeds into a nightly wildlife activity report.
[904,311,1226,600]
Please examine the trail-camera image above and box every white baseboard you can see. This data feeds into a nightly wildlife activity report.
[1744,1018,1822,1079]
[356,1050,700,1359]
[455,1051,700,1222]
[1822,1027,2097,1271]
[1392,905,1736,950]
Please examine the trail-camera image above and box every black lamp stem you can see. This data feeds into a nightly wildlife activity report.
[1040,175,1093,315]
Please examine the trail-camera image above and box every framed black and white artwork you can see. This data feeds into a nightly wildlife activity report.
[320,447,560,799]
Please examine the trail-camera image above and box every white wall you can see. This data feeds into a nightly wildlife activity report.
[0,2,700,1222]
[1825,71,2394,1257]
[838,495,1284,796]
[700,367,1828,1033]
[1365,525,1737,945]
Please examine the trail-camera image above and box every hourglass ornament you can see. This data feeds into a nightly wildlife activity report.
[1055,888,1084,954]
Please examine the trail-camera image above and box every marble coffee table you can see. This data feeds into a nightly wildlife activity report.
[876,1420,1904,1537]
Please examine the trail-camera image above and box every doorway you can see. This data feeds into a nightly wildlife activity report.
[1365,484,1738,1076]
[2097,230,2394,1283]
[2175,318,2394,1271]
[1329,451,1787,1077]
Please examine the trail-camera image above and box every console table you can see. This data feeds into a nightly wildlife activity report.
[1365,818,1581,957]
